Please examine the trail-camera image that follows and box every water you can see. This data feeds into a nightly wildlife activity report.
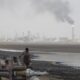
[33,52,80,67]
[0,48,80,67]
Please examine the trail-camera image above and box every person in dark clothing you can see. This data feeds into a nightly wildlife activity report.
[23,48,31,68]
[13,56,18,66]
[19,48,31,68]
[13,56,18,63]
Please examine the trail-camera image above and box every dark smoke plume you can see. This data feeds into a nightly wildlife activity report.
[30,0,74,25]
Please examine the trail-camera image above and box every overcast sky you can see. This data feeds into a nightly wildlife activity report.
[0,0,80,39]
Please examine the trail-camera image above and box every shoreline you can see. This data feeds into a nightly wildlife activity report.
[0,43,80,53]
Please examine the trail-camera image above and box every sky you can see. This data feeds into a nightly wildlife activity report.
[0,0,80,39]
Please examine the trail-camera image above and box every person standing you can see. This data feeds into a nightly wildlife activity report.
[19,48,31,68]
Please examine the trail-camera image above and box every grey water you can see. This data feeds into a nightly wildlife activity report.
[0,48,80,67]
[33,52,80,67]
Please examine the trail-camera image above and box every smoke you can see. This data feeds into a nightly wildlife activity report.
[30,0,74,25]
[0,0,74,24]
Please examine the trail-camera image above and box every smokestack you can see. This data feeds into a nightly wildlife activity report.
[72,26,75,41]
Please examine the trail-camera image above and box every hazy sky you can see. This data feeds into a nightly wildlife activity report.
[0,0,80,39]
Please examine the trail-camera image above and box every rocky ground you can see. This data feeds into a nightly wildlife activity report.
[0,60,79,80]
[30,60,80,80]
